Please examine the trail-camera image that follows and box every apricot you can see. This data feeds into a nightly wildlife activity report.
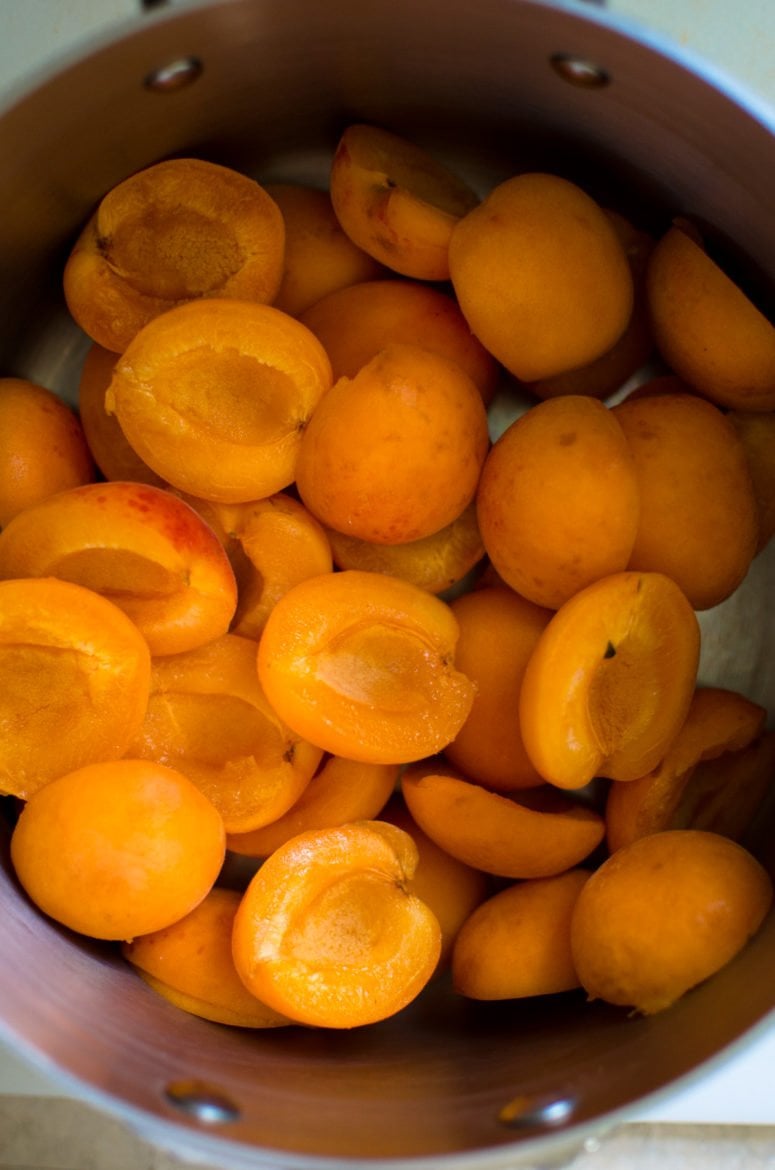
[570,829,773,1014]
[448,172,634,381]
[646,224,775,410]
[613,392,758,610]
[446,585,553,791]
[11,758,224,940]
[0,577,150,799]
[299,278,501,404]
[123,888,290,1028]
[63,157,285,353]
[77,343,165,486]
[325,501,485,595]
[0,481,238,657]
[256,569,476,764]
[401,762,605,879]
[127,633,323,834]
[265,182,385,317]
[0,377,94,526]
[519,571,700,789]
[226,755,398,857]
[728,410,775,551]
[476,396,640,610]
[231,820,442,1028]
[606,687,767,853]
[105,298,332,503]
[673,730,775,843]
[329,124,479,281]
[295,343,489,545]
[452,869,590,1000]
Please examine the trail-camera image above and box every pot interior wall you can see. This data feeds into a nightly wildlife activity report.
[0,0,774,1165]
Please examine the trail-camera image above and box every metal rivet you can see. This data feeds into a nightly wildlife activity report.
[144,56,203,93]
[164,1079,240,1124]
[550,54,610,88]
[498,1092,575,1128]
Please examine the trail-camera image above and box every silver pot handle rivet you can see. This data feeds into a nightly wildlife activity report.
[549,54,610,88]
[497,1092,575,1127]
[164,1078,240,1123]
[144,56,204,92]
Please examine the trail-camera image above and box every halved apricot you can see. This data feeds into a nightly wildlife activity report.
[77,343,165,486]
[0,481,238,656]
[606,686,767,852]
[570,829,773,1014]
[329,124,479,281]
[0,577,150,799]
[105,298,332,503]
[728,409,775,552]
[519,572,701,789]
[231,820,442,1028]
[11,758,224,940]
[673,730,775,843]
[63,157,285,353]
[127,633,323,834]
[123,888,291,1028]
[257,569,475,764]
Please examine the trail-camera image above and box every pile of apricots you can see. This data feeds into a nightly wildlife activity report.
[2,123,775,1031]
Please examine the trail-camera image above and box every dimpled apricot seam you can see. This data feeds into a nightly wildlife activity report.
[11,758,225,940]
[400,762,605,879]
[231,820,442,1028]
[446,585,553,791]
[519,571,700,790]
[448,172,634,382]
[728,410,775,552]
[226,755,399,858]
[605,686,767,853]
[265,182,386,317]
[0,577,150,799]
[63,157,285,353]
[299,278,500,404]
[256,569,476,765]
[127,632,323,835]
[646,224,775,411]
[613,391,758,611]
[105,298,332,503]
[570,829,773,1014]
[451,869,591,1001]
[295,343,490,545]
[0,481,238,657]
[476,396,640,610]
[123,888,291,1028]
[0,377,94,526]
[329,124,480,282]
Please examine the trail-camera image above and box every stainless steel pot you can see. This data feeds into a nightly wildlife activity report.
[1,1,774,1166]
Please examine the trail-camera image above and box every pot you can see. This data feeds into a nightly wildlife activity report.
[0,1,774,1166]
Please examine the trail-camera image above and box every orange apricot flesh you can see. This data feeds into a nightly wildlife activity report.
[519,571,701,790]
[570,829,773,1014]
[11,758,225,940]
[0,481,238,657]
[256,570,476,764]
[670,730,775,843]
[77,343,165,486]
[231,820,442,1028]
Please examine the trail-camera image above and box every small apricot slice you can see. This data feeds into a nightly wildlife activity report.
[257,570,475,764]
[728,410,775,552]
[451,869,590,1000]
[77,344,165,486]
[400,763,605,879]
[295,343,490,545]
[0,577,150,799]
[570,829,773,1014]
[0,481,238,657]
[11,758,225,940]
[231,820,442,1028]
[329,124,479,281]
[606,686,767,853]
[646,224,775,411]
[476,396,640,610]
[519,572,701,790]
[105,298,332,503]
[226,755,398,858]
[0,377,94,526]
[449,172,633,381]
[123,888,291,1028]
[63,157,285,353]
[127,633,323,834]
